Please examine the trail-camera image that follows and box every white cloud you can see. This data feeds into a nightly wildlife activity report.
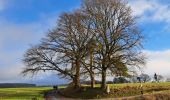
[0,14,58,84]
[152,4,170,23]
[143,50,170,77]
[129,0,155,16]
[0,14,57,50]
[0,64,23,82]
[129,0,170,23]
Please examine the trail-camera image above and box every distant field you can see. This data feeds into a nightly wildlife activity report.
[0,87,52,100]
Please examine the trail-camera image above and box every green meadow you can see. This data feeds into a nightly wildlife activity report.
[0,87,52,100]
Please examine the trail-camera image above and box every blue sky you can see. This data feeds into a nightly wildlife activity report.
[1,0,81,24]
[0,0,170,85]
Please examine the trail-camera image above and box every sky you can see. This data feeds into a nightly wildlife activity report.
[0,0,170,85]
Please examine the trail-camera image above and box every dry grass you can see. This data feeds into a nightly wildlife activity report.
[59,82,170,99]
[129,91,170,100]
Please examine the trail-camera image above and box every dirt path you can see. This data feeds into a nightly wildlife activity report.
[44,90,142,100]
[44,90,167,100]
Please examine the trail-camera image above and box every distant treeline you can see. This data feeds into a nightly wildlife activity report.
[0,83,36,88]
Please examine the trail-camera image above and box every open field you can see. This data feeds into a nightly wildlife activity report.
[61,82,170,99]
[0,83,170,100]
[0,87,53,100]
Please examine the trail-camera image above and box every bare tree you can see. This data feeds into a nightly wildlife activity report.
[22,45,75,80]
[23,0,146,90]
[23,12,94,88]
[140,73,151,83]
[110,61,129,77]
[83,0,145,89]
[157,75,164,82]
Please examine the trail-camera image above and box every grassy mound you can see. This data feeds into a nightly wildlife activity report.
[60,85,105,99]
[59,82,170,99]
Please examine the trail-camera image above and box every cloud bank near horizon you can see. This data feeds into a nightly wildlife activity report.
[143,50,170,77]
[0,3,59,84]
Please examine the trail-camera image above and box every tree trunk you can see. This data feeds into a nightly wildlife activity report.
[90,72,95,88]
[101,68,106,90]
[74,59,80,88]
[90,49,95,88]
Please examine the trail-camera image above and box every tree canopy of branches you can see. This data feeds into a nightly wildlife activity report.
[23,12,95,88]
[82,0,145,89]
[22,0,146,90]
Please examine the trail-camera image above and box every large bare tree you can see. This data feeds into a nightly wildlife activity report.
[83,0,145,89]
[23,12,94,88]
[23,0,145,90]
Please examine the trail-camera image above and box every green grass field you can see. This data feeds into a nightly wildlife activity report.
[0,87,52,100]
